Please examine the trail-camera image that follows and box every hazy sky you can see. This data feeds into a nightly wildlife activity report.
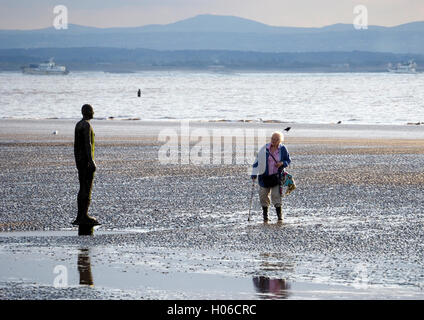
[1,0,423,29]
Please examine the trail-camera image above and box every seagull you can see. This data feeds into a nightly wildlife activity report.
[284,127,291,132]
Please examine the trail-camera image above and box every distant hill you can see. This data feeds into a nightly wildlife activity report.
[1,14,424,54]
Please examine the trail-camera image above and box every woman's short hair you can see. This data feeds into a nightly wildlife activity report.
[271,131,284,142]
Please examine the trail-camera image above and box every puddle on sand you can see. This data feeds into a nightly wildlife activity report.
[1,242,423,299]
[0,245,276,299]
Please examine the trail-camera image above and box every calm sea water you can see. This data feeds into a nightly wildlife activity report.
[1,71,423,125]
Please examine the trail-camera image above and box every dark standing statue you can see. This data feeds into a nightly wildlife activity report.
[72,104,100,227]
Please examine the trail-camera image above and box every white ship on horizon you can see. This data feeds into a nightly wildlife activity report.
[387,60,417,74]
[21,58,69,75]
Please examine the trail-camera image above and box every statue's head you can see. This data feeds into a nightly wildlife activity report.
[81,104,94,119]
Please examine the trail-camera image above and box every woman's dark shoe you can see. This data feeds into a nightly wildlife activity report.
[276,206,283,222]
[262,206,269,222]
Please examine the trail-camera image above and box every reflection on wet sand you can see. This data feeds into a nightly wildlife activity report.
[253,252,294,299]
[78,225,94,236]
[78,248,94,286]
[259,252,295,272]
[252,276,291,299]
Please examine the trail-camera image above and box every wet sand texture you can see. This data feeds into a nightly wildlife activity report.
[0,119,423,299]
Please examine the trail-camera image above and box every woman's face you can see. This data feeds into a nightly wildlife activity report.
[271,134,281,147]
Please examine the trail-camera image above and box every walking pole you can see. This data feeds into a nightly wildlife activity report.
[247,179,256,222]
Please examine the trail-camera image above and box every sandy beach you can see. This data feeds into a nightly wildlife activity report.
[0,119,423,299]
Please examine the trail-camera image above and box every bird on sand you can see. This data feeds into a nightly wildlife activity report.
[284,127,291,132]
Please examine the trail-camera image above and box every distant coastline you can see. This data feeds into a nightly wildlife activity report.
[0,48,423,73]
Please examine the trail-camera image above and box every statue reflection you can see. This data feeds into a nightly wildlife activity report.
[78,225,94,236]
[252,276,291,299]
[78,248,94,286]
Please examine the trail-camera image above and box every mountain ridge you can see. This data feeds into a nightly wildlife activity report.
[1,14,424,54]
[2,14,424,33]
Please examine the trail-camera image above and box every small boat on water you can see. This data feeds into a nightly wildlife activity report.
[387,60,417,74]
[21,58,69,75]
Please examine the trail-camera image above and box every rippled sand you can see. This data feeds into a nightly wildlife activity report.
[0,120,423,299]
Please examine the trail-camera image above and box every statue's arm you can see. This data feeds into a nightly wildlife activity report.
[83,123,96,171]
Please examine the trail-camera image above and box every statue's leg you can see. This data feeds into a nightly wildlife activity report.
[81,168,99,224]
[73,167,86,225]
[74,166,98,225]
[86,168,94,211]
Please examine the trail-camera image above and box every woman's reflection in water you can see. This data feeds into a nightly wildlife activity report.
[78,248,94,286]
[252,276,291,299]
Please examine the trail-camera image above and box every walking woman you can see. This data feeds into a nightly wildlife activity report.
[251,131,291,222]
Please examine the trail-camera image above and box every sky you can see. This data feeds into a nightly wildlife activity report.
[0,0,423,30]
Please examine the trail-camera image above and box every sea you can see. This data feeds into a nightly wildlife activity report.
[1,71,424,125]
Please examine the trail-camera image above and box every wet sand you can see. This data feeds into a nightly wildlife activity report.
[0,119,424,299]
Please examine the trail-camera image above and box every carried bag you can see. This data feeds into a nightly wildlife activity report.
[281,171,296,196]
[262,173,280,188]
[262,149,281,188]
